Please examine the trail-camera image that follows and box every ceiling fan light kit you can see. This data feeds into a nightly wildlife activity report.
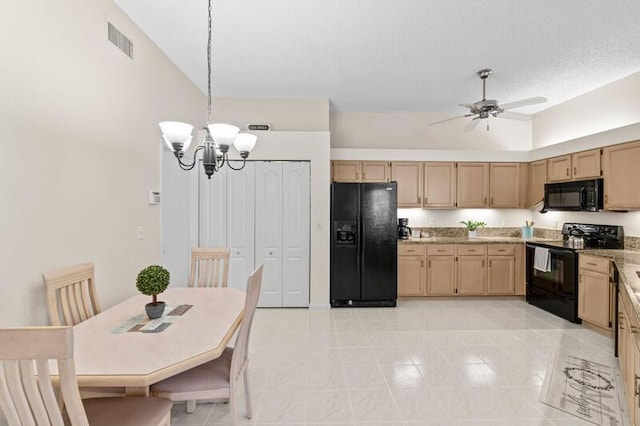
[429,68,547,131]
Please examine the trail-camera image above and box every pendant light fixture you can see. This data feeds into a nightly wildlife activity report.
[159,0,257,179]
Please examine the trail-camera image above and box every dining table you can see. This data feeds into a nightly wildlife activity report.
[52,287,245,396]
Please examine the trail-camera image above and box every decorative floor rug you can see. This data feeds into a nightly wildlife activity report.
[540,352,625,425]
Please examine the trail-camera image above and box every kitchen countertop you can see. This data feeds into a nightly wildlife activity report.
[399,237,563,245]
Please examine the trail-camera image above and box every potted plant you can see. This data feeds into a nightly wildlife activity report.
[460,220,486,238]
[136,265,170,319]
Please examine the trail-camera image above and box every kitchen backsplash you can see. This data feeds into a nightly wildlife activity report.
[626,236,640,250]
[414,226,550,238]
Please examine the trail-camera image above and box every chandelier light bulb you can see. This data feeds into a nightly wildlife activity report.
[159,121,193,152]
[207,123,240,151]
[233,133,257,156]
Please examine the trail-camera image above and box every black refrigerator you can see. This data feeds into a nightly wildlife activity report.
[330,182,397,307]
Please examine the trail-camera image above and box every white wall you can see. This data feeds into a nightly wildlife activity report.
[331,111,532,150]
[0,0,205,326]
[533,72,640,149]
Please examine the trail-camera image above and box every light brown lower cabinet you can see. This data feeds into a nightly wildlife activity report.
[578,255,613,330]
[617,290,640,424]
[397,243,522,297]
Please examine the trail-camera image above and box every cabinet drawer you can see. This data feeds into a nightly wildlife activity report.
[457,245,487,256]
[427,245,455,256]
[398,245,426,256]
[579,255,610,274]
[487,245,515,256]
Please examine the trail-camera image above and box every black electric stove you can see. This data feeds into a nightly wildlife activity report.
[525,223,624,324]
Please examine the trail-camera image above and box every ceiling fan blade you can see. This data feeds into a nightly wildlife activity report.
[464,118,481,132]
[497,111,532,121]
[429,114,474,126]
[499,96,547,110]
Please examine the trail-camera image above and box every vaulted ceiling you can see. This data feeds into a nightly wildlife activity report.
[115,0,640,115]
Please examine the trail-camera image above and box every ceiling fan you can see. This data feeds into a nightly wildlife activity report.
[429,69,547,131]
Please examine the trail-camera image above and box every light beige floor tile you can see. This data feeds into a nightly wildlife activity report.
[304,390,353,423]
[349,389,401,422]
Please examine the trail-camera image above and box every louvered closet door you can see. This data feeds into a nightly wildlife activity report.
[199,166,227,248]
[226,162,255,291]
[282,162,310,307]
[255,162,284,307]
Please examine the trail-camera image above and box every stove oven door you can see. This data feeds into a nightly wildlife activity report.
[525,244,580,323]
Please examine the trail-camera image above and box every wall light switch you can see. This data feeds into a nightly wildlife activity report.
[148,191,160,205]
[136,226,144,240]
[429,217,435,226]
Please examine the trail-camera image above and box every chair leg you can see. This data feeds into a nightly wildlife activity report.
[243,368,252,419]
[186,399,196,413]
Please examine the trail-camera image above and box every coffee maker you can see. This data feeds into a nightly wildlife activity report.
[398,218,411,240]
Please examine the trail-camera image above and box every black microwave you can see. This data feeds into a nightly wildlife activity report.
[541,178,604,212]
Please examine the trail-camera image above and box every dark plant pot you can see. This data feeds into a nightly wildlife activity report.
[145,301,165,320]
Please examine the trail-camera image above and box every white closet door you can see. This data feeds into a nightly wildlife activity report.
[255,162,283,307]
[282,162,310,307]
[199,165,227,248]
[226,162,255,291]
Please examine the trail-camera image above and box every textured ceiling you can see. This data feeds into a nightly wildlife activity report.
[115,0,640,114]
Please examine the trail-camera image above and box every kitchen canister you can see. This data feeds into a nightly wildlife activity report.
[521,226,533,239]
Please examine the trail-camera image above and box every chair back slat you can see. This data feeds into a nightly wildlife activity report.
[188,248,230,288]
[230,264,263,383]
[43,263,101,326]
[0,328,88,426]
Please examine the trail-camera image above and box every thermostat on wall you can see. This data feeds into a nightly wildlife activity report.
[247,123,271,131]
[148,191,160,205]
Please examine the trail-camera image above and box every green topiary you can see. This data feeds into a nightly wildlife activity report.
[460,220,487,231]
[136,265,170,305]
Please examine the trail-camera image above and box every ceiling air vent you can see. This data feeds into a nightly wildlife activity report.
[107,22,133,59]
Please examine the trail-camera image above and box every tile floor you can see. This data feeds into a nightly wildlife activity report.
[171,298,628,425]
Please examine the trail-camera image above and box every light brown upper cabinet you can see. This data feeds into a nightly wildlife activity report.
[547,155,572,182]
[331,161,361,182]
[361,161,390,183]
[489,163,520,208]
[571,149,601,180]
[424,162,456,208]
[332,161,389,183]
[391,162,423,207]
[602,141,640,210]
[529,160,547,208]
[457,163,489,208]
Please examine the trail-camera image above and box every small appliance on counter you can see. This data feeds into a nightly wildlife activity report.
[398,218,411,240]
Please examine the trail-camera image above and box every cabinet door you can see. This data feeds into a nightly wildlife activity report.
[547,155,572,182]
[457,256,486,295]
[578,270,611,329]
[457,163,489,208]
[391,162,423,207]
[282,162,310,307]
[489,163,519,208]
[603,141,640,210]
[529,160,547,208]
[487,256,515,294]
[332,161,361,182]
[398,255,425,296]
[227,162,255,292]
[426,256,456,295]
[424,162,456,208]
[362,161,389,182]
[572,149,601,180]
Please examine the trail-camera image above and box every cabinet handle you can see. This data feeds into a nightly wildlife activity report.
[421,260,424,267]
[566,168,569,176]
[424,196,427,204]
[573,167,577,175]
[489,260,492,267]
[632,325,640,334]
[579,274,582,283]
[468,249,476,252]
[484,197,487,205]
[635,375,640,397]
[498,249,506,252]
[356,172,359,180]
[491,197,494,205]
[407,249,415,252]
[418,196,422,204]
[437,250,445,252]
[587,262,598,266]
[482,260,485,267]
[362,172,366,179]
[428,260,431,268]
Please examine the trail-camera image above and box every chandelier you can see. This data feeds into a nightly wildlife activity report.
[159,0,256,179]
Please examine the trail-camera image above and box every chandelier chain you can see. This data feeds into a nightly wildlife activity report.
[207,0,212,124]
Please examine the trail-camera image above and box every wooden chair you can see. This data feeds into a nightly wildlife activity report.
[188,248,230,288]
[151,264,264,422]
[43,263,101,326]
[0,326,172,426]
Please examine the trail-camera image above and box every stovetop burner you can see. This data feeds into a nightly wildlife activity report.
[561,223,624,249]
